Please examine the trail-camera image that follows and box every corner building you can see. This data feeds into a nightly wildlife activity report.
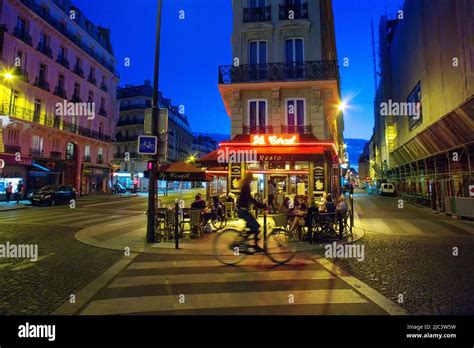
[202,0,345,200]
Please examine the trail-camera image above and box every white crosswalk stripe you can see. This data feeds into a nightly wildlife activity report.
[78,256,387,315]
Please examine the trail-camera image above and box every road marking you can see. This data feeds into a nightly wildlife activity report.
[68,215,123,227]
[127,258,313,270]
[315,257,408,315]
[109,270,335,288]
[80,289,367,315]
[53,254,138,315]
[83,198,144,208]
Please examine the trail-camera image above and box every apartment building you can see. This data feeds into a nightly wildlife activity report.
[201,0,345,199]
[372,0,473,213]
[0,0,119,197]
[114,80,193,191]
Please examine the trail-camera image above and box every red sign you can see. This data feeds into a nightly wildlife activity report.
[250,134,300,146]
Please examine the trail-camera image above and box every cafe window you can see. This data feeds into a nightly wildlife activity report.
[248,99,267,128]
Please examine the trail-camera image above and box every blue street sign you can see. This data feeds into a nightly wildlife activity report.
[138,135,158,155]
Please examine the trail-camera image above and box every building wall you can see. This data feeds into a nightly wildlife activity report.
[0,0,118,194]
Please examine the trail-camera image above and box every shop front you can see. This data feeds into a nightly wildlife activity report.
[81,165,110,195]
[199,134,341,204]
[27,159,65,194]
[0,153,32,200]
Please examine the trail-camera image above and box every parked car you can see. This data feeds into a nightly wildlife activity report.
[30,185,77,206]
[378,183,396,196]
[113,183,127,194]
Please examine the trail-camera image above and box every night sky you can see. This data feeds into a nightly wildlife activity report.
[73,0,404,140]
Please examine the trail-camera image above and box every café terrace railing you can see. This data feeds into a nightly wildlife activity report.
[0,103,113,143]
[218,60,338,84]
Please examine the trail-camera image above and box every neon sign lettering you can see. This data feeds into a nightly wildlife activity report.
[251,134,299,146]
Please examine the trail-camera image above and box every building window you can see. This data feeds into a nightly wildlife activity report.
[249,40,267,65]
[88,90,94,103]
[286,99,306,131]
[58,74,65,90]
[74,82,80,97]
[407,82,422,130]
[32,135,43,151]
[7,129,20,145]
[33,99,42,122]
[248,99,267,131]
[248,0,265,7]
[85,144,90,157]
[16,17,27,33]
[285,38,304,78]
[39,63,47,82]
[39,32,48,47]
[66,142,76,160]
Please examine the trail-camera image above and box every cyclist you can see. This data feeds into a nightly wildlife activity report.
[237,173,266,250]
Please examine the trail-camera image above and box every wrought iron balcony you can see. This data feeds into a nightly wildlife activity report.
[4,145,21,154]
[34,77,50,92]
[57,55,70,69]
[13,67,29,82]
[71,94,82,103]
[97,155,104,164]
[279,3,308,20]
[83,155,92,162]
[73,65,84,78]
[88,74,97,85]
[281,124,313,134]
[117,118,145,126]
[100,83,108,92]
[243,125,274,134]
[218,60,337,84]
[98,107,107,117]
[243,6,271,23]
[30,149,44,158]
[54,86,67,99]
[13,27,32,45]
[37,42,52,58]
[50,151,63,159]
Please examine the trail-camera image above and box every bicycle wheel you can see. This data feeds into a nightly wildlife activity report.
[213,228,246,265]
[211,214,225,231]
[266,228,297,264]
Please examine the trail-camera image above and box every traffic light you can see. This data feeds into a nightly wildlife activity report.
[148,161,154,171]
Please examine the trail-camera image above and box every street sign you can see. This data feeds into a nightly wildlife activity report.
[138,135,158,155]
[469,185,474,197]
[144,108,168,135]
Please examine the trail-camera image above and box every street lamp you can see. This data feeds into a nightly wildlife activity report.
[4,72,14,80]
[146,0,163,244]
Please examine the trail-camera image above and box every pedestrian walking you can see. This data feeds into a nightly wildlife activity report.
[5,182,13,202]
[16,181,24,203]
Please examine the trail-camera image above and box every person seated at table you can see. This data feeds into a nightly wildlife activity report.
[289,196,308,239]
[305,198,319,230]
[336,195,348,212]
[191,194,206,210]
[279,196,291,214]
[211,196,224,216]
[321,194,337,227]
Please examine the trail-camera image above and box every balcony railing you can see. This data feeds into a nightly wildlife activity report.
[34,77,50,92]
[13,67,29,82]
[50,151,63,159]
[100,83,108,92]
[243,6,271,23]
[37,42,52,58]
[117,118,145,126]
[83,155,92,162]
[98,107,107,117]
[71,94,82,103]
[13,27,32,45]
[281,124,313,134]
[119,103,148,111]
[88,75,97,85]
[243,125,274,134]
[73,65,84,78]
[18,0,119,78]
[30,149,44,158]
[54,86,67,99]
[218,60,337,84]
[279,3,308,20]
[57,55,70,69]
[4,145,21,154]
[97,155,104,164]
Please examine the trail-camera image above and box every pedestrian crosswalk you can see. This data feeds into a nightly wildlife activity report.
[77,255,396,315]
[0,209,125,228]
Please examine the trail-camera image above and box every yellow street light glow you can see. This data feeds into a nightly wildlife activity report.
[4,73,14,80]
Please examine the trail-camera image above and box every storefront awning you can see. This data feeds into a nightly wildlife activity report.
[157,161,211,182]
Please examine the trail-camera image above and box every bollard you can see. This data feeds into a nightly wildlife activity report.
[263,211,267,250]
[174,202,179,249]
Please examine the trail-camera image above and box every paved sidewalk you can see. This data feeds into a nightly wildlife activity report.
[0,200,30,211]
[75,212,365,255]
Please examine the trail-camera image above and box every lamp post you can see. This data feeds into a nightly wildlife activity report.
[146,0,163,243]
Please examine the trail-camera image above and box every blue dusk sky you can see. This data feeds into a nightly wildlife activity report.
[73,0,404,140]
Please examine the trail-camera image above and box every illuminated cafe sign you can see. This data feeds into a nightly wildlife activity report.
[251,134,299,146]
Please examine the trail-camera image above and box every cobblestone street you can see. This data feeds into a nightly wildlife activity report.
[0,223,122,315]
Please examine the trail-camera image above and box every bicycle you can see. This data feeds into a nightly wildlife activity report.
[213,212,297,265]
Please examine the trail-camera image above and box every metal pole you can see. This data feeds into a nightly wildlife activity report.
[263,211,267,250]
[349,193,354,228]
[174,202,179,249]
[146,0,163,244]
